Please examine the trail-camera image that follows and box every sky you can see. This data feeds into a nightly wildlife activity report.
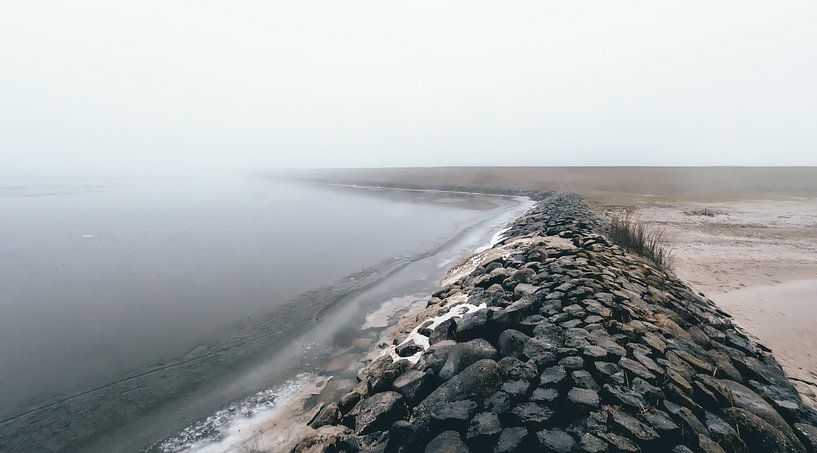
[1,1,816,178]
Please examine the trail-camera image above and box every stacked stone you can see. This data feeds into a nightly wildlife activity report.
[297,193,817,453]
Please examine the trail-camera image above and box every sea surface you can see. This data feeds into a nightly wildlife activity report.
[0,176,530,452]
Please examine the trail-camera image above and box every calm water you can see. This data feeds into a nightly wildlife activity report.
[0,177,528,451]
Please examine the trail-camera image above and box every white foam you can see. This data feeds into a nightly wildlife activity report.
[156,373,315,453]
[386,293,485,364]
[475,227,509,253]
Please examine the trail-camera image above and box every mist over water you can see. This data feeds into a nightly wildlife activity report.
[0,175,527,451]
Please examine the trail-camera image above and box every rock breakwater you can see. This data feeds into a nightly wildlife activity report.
[294,193,817,453]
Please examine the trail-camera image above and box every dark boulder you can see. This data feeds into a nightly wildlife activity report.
[495,427,530,453]
[484,391,513,414]
[430,319,457,344]
[439,339,498,381]
[537,428,576,453]
[497,329,530,359]
[356,391,407,435]
[497,357,537,383]
[501,380,532,402]
[509,402,553,429]
[455,309,493,341]
[363,356,410,394]
[424,340,457,374]
[642,409,679,438]
[567,387,600,411]
[396,340,424,357]
[425,430,471,453]
[703,411,744,451]
[610,409,659,441]
[309,403,341,429]
[466,412,503,444]
[493,298,535,332]
[596,432,639,452]
[718,379,804,447]
[530,387,559,404]
[430,400,478,431]
[393,369,436,406]
[722,407,806,453]
[793,423,817,452]
[522,338,557,369]
[578,433,609,453]
[540,365,568,388]
[414,359,504,425]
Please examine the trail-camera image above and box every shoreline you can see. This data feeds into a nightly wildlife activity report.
[150,187,536,452]
[225,198,540,452]
[284,192,817,452]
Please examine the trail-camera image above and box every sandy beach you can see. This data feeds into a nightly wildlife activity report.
[630,199,817,408]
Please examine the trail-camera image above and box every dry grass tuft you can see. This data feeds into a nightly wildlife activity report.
[683,207,726,217]
[608,211,674,270]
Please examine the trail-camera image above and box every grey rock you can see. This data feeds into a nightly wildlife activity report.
[414,359,504,425]
[498,356,538,382]
[596,432,639,452]
[501,380,532,401]
[704,411,744,452]
[494,427,529,453]
[571,370,600,391]
[309,403,340,429]
[455,309,492,341]
[363,356,410,393]
[509,402,553,429]
[440,338,498,381]
[697,435,727,453]
[484,391,513,414]
[610,410,659,441]
[396,340,424,357]
[540,365,568,387]
[424,340,457,374]
[582,345,608,360]
[497,329,530,359]
[642,409,678,437]
[619,357,656,381]
[723,407,806,453]
[513,283,540,297]
[793,423,817,452]
[530,387,559,404]
[430,400,477,431]
[466,412,502,442]
[578,433,609,452]
[567,387,600,410]
[718,379,803,446]
[559,356,585,370]
[601,384,646,412]
[393,369,435,406]
[425,430,470,453]
[356,391,407,435]
[593,361,624,385]
[523,338,557,369]
[537,428,576,453]
[429,318,457,344]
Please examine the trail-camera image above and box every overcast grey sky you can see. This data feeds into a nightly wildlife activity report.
[2,1,816,178]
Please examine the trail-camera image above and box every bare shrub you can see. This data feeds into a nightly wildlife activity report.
[608,211,674,270]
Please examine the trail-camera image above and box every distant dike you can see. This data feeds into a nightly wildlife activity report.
[290,191,817,453]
